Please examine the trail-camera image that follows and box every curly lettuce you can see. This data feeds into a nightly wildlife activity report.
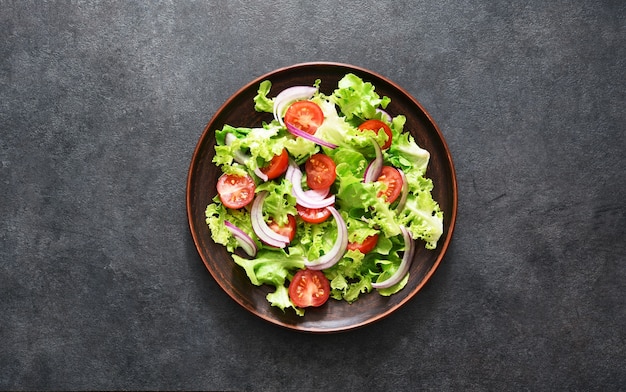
[205,73,444,314]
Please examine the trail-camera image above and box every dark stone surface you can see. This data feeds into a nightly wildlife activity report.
[1,1,624,390]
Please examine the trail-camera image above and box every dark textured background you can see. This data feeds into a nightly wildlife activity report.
[1,1,624,390]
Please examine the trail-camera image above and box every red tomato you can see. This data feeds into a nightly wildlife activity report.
[268,215,296,242]
[376,166,403,203]
[288,269,331,308]
[296,204,332,224]
[216,173,256,209]
[358,119,393,149]
[347,234,379,254]
[284,101,324,135]
[260,149,289,180]
[305,154,336,190]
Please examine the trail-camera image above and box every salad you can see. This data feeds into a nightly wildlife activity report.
[205,73,443,316]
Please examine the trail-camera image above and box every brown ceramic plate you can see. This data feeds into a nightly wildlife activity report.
[187,62,457,333]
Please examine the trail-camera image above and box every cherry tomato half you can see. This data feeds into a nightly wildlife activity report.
[260,149,289,180]
[358,119,393,149]
[376,166,403,203]
[347,234,379,254]
[216,173,256,209]
[305,154,337,190]
[284,101,324,135]
[288,269,331,308]
[296,204,332,224]
[268,215,296,242]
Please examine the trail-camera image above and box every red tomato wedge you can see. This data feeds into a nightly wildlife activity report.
[376,166,403,203]
[305,154,336,190]
[347,234,379,254]
[260,149,289,180]
[216,173,256,209]
[358,119,393,149]
[268,215,296,242]
[288,269,331,308]
[296,204,332,224]
[284,101,324,135]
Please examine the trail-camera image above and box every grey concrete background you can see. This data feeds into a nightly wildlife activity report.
[1,1,624,390]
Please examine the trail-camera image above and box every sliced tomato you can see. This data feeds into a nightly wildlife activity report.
[358,119,393,149]
[268,214,296,242]
[305,154,336,190]
[260,149,289,180]
[296,204,332,224]
[216,173,256,209]
[284,100,324,135]
[288,269,331,308]
[347,234,379,254]
[376,166,403,203]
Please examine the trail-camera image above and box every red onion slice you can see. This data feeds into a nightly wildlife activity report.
[285,158,297,180]
[302,187,330,200]
[304,206,348,270]
[225,133,269,182]
[376,108,392,122]
[254,168,268,182]
[285,122,337,149]
[287,162,335,209]
[396,169,409,212]
[371,226,415,289]
[273,86,317,127]
[250,191,289,248]
[363,137,383,183]
[224,220,257,257]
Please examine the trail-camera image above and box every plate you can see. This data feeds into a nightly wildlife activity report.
[186,62,457,333]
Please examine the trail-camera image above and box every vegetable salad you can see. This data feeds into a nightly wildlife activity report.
[205,73,443,315]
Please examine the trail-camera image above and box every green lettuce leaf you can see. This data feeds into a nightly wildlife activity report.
[205,199,258,252]
[233,250,305,315]
[233,249,304,287]
[387,119,430,175]
[256,178,297,226]
[266,285,304,316]
[330,73,391,121]
[253,80,274,113]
